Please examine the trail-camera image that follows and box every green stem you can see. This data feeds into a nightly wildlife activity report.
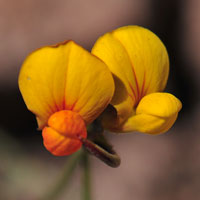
[82,152,91,200]
[40,150,83,200]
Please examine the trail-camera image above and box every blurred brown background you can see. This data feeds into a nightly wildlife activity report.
[0,0,200,199]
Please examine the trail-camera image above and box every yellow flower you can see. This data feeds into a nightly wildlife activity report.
[18,41,114,156]
[92,26,182,134]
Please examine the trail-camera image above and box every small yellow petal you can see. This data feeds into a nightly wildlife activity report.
[19,41,114,129]
[119,93,182,134]
[136,92,182,118]
[121,112,178,134]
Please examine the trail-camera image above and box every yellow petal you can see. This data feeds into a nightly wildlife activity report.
[91,30,137,125]
[92,26,169,126]
[119,93,182,134]
[121,113,178,135]
[136,92,182,118]
[19,41,114,129]
[111,26,169,96]
[92,33,138,104]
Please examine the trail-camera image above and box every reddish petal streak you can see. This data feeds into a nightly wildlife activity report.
[130,62,140,102]
[70,100,78,111]
[140,72,146,99]
[128,81,137,102]
[62,100,66,110]
[143,81,150,96]
[112,36,140,103]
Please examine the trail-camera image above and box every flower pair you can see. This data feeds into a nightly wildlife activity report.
[19,26,182,156]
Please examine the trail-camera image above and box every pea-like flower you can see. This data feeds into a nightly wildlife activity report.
[19,26,182,165]
[18,41,114,156]
[92,26,182,134]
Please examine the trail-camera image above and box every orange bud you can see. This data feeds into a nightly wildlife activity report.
[42,110,87,156]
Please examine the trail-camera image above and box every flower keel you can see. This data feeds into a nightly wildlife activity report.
[42,110,87,156]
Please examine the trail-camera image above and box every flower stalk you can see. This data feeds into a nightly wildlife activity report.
[40,150,83,200]
[81,151,91,200]
[83,120,121,168]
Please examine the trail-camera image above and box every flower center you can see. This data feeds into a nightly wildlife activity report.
[42,110,87,156]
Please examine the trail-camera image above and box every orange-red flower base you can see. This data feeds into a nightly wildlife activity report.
[42,110,87,156]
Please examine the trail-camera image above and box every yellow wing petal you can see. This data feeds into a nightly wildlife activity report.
[92,25,170,130]
[119,93,182,134]
[19,41,114,129]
